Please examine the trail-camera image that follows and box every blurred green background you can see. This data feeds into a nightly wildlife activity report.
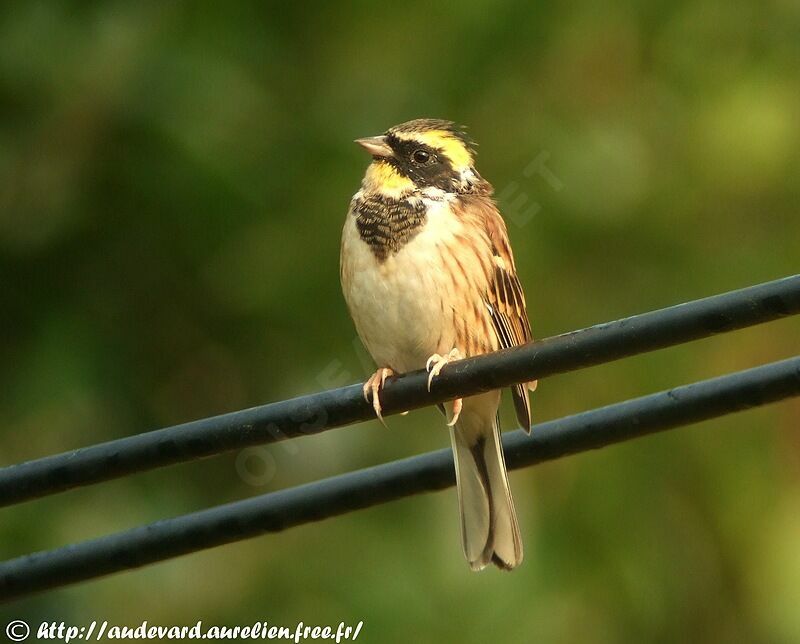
[1,1,799,642]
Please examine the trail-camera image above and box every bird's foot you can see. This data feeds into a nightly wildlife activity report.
[362,367,396,428]
[426,348,464,426]
[425,348,464,389]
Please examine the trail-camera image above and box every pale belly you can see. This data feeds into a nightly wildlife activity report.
[341,201,489,374]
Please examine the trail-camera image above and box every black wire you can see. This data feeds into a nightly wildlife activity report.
[1,356,798,602]
[0,275,799,507]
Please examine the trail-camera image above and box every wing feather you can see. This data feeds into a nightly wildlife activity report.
[463,195,536,432]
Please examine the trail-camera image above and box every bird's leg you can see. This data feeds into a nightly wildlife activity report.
[362,367,396,428]
[426,348,464,426]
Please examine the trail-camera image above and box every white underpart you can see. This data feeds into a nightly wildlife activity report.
[341,196,481,374]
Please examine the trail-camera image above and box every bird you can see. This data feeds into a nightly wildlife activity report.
[339,118,536,571]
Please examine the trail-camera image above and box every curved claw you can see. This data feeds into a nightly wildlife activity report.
[363,367,395,428]
[446,397,463,426]
[426,349,465,427]
[425,348,464,392]
[426,367,439,392]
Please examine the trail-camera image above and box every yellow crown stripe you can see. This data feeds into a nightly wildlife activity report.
[392,130,474,170]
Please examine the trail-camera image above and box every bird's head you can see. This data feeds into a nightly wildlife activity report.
[355,119,486,197]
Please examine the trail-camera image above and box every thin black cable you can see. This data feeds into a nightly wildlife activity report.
[1,274,798,508]
[1,356,798,602]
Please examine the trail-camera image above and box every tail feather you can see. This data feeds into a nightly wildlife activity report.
[449,410,523,571]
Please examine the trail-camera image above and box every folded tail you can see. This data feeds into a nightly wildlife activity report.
[449,411,523,571]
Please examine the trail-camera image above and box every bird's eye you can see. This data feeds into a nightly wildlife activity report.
[412,149,431,164]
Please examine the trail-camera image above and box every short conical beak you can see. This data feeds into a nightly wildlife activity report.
[354,135,393,158]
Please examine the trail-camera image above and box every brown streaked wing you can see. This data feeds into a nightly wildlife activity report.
[465,195,536,432]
